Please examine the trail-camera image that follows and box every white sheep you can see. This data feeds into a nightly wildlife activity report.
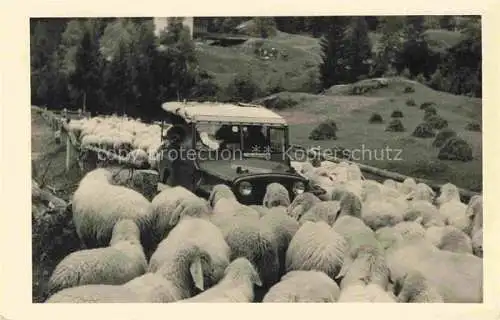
[383,179,400,190]
[466,195,483,237]
[253,205,287,218]
[127,148,149,168]
[286,221,347,280]
[332,216,379,256]
[337,245,389,291]
[150,186,200,246]
[436,183,461,207]
[337,283,396,302]
[210,198,261,227]
[392,220,426,241]
[262,182,291,208]
[385,237,483,303]
[178,257,262,302]
[208,184,236,207]
[72,168,153,249]
[148,217,231,292]
[259,210,300,276]
[403,200,444,228]
[262,270,340,302]
[397,177,417,195]
[374,227,405,251]
[123,272,187,302]
[298,201,341,226]
[48,219,147,295]
[394,270,444,303]
[407,183,435,203]
[45,284,142,303]
[337,190,363,218]
[471,228,483,258]
[215,215,280,288]
[286,192,321,221]
[361,198,404,231]
[425,226,473,254]
[439,199,469,232]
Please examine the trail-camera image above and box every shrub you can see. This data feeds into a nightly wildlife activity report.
[465,121,482,132]
[403,86,415,93]
[309,120,338,140]
[226,74,261,102]
[369,113,384,124]
[406,98,416,106]
[389,98,395,102]
[420,101,436,110]
[425,115,448,130]
[412,122,436,138]
[416,73,427,84]
[391,110,404,118]
[423,107,438,120]
[438,137,473,162]
[385,119,405,132]
[432,128,458,148]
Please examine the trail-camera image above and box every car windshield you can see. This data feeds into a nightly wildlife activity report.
[194,122,288,161]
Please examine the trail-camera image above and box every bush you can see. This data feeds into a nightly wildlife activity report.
[308,120,338,140]
[438,137,473,162]
[425,115,449,130]
[391,110,404,118]
[412,122,436,138]
[465,121,482,132]
[403,86,415,93]
[432,128,458,148]
[406,98,416,106]
[423,107,438,121]
[420,101,436,110]
[385,119,405,132]
[416,73,427,84]
[226,74,261,102]
[369,113,384,124]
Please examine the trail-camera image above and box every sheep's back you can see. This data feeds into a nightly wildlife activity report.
[285,221,347,279]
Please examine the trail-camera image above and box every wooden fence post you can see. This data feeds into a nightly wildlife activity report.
[65,134,71,172]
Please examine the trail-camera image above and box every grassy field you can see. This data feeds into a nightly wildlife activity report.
[269,78,482,192]
[195,29,464,92]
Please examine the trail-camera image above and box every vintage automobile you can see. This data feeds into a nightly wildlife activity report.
[157,101,319,205]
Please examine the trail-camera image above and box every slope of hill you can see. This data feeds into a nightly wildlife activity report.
[257,78,482,192]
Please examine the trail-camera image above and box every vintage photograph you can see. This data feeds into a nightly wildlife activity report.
[31,15,482,303]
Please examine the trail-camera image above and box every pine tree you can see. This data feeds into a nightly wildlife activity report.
[319,17,350,89]
[70,21,105,114]
[344,17,372,82]
[372,16,406,77]
[103,40,131,115]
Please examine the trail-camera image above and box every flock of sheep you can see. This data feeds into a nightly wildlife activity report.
[44,158,483,303]
[67,116,165,167]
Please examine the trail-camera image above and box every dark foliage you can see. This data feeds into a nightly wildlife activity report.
[425,115,449,130]
[432,128,458,148]
[385,119,405,132]
[309,120,338,140]
[412,122,436,138]
[465,121,481,132]
[438,136,473,161]
[369,113,384,123]
[391,110,404,118]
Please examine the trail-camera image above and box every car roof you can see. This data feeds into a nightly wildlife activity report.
[161,101,288,126]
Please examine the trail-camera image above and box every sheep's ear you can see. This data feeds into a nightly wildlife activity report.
[415,216,424,225]
[252,271,263,287]
[336,256,352,279]
[169,205,182,226]
[190,256,205,291]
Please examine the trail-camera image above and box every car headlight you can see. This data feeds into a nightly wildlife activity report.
[238,181,253,196]
[293,181,305,194]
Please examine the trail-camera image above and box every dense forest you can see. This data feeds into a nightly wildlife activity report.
[30,16,481,119]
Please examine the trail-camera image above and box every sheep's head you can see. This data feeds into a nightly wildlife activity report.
[109,219,141,246]
[224,257,262,287]
[208,184,235,208]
